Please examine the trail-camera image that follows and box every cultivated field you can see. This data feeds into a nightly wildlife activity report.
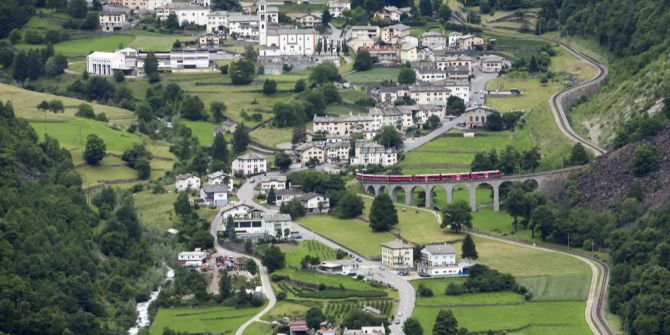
[149,305,266,335]
[343,67,401,84]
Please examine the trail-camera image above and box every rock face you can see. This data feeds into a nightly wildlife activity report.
[570,126,670,211]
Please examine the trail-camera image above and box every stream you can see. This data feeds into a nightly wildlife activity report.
[127,266,175,335]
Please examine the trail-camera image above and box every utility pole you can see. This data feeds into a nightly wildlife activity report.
[567,232,570,250]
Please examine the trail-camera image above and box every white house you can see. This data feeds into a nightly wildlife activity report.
[99,11,127,32]
[207,170,234,191]
[324,141,350,163]
[343,325,386,335]
[119,0,171,11]
[178,248,208,267]
[260,28,319,56]
[350,141,398,166]
[436,54,473,74]
[418,243,471,277]
[300,193,330,214]
[399,42,418,62]
[176,173,201,192]
[155,3,210,26]
[275,189,303,206]
[227,14,259,39]
[456,35,485,50]
[328,0,350,17]
[295,12,322,28]
[447,32,462,47]
[381,23,410,44]
[464,105,499,128]
[207,10,229,33]
[259,175,287,195]
[373,6,410,21]
[219,201,293,239]
[232,153,267,176]
[381,240,413,269]
[479,54,504,73]
[414,66,447,82]
[299,144,326,166]
[369,105,414,130]
[86,48,209,76]
[349,25,380,40]
[200,184,228,206]
[313,114,376,139]
[421,31,447,50]
[170,48,210,69]
[262,213,293,238]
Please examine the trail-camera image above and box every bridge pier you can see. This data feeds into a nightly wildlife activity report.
[425,186,433,209]
[469,184,477,212]
[404,186,413,206]
[445,184,454,204]
[493,183,500,212]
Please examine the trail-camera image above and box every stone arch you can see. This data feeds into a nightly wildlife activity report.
[408,185,430,207]
[365,185,376,196]
[521,178,540,191]
[474,182,495,210]
[376,185,387,196]
[430,185,450,211]
[390,185,406,203]
[449,183,473,210]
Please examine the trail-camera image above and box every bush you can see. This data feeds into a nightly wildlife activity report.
[632,145,661,176]
[445,283,465,295]
[276,291,287,300]
[75,103,95,119]
[418,284,433,297]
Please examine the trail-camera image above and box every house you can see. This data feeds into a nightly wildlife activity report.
[118,0,171,11]
[318,261,343,273]
[219,201,266,239]
[232,153,267,176]
[421,31,447,50]
[447,31,462,47]
[418,243,472,277]
[176,173,201,192]
[399,42,418,62]
[350,140,398,167]
[414,66,447,82]
[380,81,469,105]
[381,23,410,44]
[364,46,399,64]
[170,48,210,69]
[227,14,259,39]
[207,10,229,33]
[436,54,473,74]
[155,3,210,26]
[463,106,499,128]
[213,120,238,136]
[86,47,210,76]
[290,321,309,335]
[313,114,376,138]
[99,11,127,32]
[199,32,220,49]
[369,105,413,130]
[381,240,414,269]
[275,189,304,206]
[299,144,326,166]
[373,6,411,21]
[200,184,228,206]
[479,54,504,73]
[207,170,233,191]
[239,1,254,14]
[178,248,208,267]
[259,175,288,195]
[445,65,470,80]
[324,141,350,163]
[349,25,380,40]
[295,12,322,28]
[343,325,385,335]
[348,35,375,51]
[400,104,445,126]
[263,213,293,239]
[456,34,485,50]
[327,0,350,17]
[300,193,330,214]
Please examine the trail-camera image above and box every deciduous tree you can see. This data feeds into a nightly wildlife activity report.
[441,201,472,231]
[84,134,106,165]
[369,193,398,231]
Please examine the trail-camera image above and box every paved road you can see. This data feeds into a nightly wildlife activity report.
[470,71,498,107]
[403,115,465,152]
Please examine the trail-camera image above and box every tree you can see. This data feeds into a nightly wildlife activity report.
[309,61,340,83]
[432,310,459,335]
[275,152,292,170]
[632,145,661,176]
[261,246,286,273]
[232,124,250,154]
[12,50,28,80]
[246,259,258,274]
[446,96,466,115]
[44,54,68,77]
[319,83,341,105]
[48,100,64,113]
[113,70,125,83]
[0,48,14,68]
[498,145,521,174]
[374,125,403,149]
[292,124,307,144]
[530,205,555,240]
[190,148,210,175]
[84,134,106,165]
[403,318,423,335]
[528,55,539,73]
[165,12,179,30]
[398,67,417,84]
[419,0,433,17]
[67,0,88,18]
[426,114,441,129]
[274,102,306,127]
[225,215,237,239]
[174,192,192,216]
[75,103,95,119]
[210,101,227,122]
[9,29,22,44]
[336,192,364,219]
[520,147,541,172]
[219,269,233,298]
[294,79,306,92]
[181,96,206,120]
[353,50,373,71]
[122,143,152,168]
[143,52,158,76]
[504,187,526,231]
[135,157,151,180]
[263,79,277,94]
[369,193,398,231]
[212,0,242,11]
[190,230,214,249]
[280,199,306,219]
[306,307,325,330]
[322,8,333,25]
[230,59,255,85]
[267,187,277,205]
[441,201,472,231]
[243,45,257,60]
[484,112,504,131]
[569,143,590,166]
[438,4,452,22]
[26,50,42,80]
[461,234,478,259]
[211,133,229,163]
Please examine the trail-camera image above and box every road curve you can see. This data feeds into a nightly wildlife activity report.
[549,43,608,156]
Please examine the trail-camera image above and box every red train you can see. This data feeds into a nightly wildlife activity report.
[356,170,502,183]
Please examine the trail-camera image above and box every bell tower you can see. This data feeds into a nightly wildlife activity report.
[258,0,267,45]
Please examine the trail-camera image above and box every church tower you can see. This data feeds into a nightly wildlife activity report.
[258,0,268,45]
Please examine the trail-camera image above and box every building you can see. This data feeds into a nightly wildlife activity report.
[348,35,375,51]
[178,248,208,267]
[414,66,447,82]
[99,11,127,32]
[456,34,485,50]
[381,23,410,44]
[213,120,238,136]
[349,25,380,40]
[118,0,171,10]
[445,65,470,80]
[200,184,228,206]
[419,243,471,277]
[343,325,385,335]
[313,114,376,138]
[324,141,350,163]
[479,54,504,73]
[300,193,330,214]
[176,173,201,192]
[400,104,445,126]
[170,48,210,69]
[421,31,447,50]
[369,105,413,130]
[350,140,398,166]
[365,46,399,64]
[227,14,259,39]
[259,175,288,194]
[262,213,293,238]
[290,321,309,335]
[299,144,326,166]
[463,105,499,128]
[239,1,254,14]
[275,189,303,206]
[260,27,319,56]
[86,47,209,75]
[199,32,220,49]
[399,42,418,62]
[373,6,410,21]
[207,170,233,191]
[361,305,382,317]
[327,0,350,17]
[295,12,322,28]
[232,153,267,176]
[206,10,229,33]
[436,54,473,74]
[447,31,462,47]
[155,3,210,26]
[381,240,413,269]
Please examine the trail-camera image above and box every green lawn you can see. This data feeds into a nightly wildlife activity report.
[344,67,401,85]
[149,305,266,335]
[250,126,294,148]
[243,322,272,335]
[260,301,312,322]
[133,190,180,231]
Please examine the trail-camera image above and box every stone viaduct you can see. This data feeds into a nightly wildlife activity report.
[359,167,581,212]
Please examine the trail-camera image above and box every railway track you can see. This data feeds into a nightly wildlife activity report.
[549,43,608,156]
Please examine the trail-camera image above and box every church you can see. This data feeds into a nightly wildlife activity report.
[257,0,319,56]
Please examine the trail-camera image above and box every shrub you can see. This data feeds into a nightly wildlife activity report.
[418,284,433,297]
[445,283,464,295]
[276,291,287,300]
[270,273,289,282]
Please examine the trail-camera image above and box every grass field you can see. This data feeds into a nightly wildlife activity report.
[250,125,294,148]
[260,301,312,322]
[344,67,400,84]
[549,47,597,82]
[243,322,272,335]
[149,305,266,335]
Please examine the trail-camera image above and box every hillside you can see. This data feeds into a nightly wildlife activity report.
[567,126,670,212]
